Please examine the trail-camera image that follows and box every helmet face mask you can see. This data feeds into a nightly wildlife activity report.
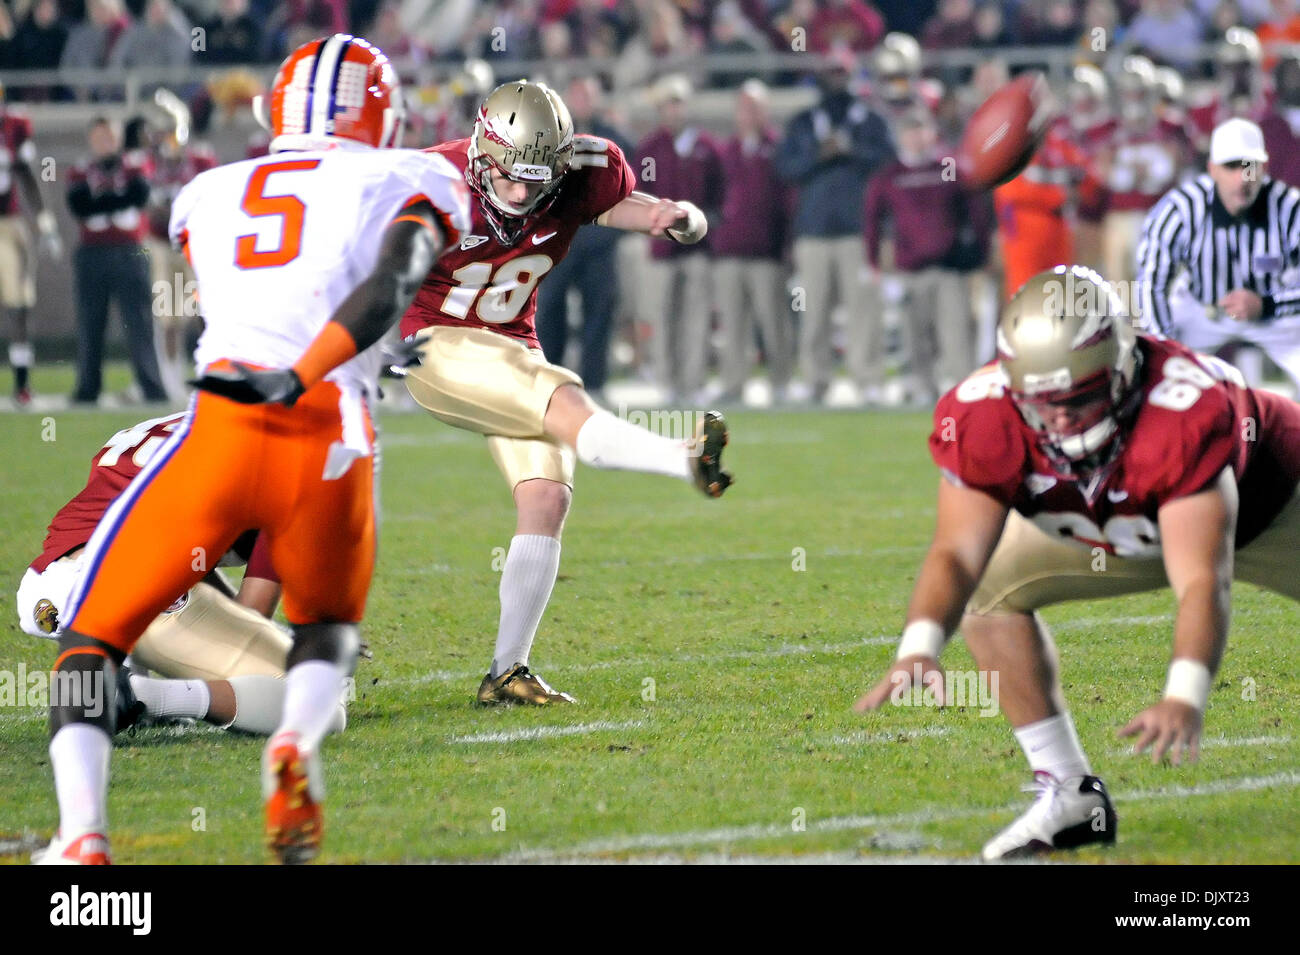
[998,267,1141,474]
[467,80,575,244]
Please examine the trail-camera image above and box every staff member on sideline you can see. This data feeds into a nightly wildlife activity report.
[1135,118,1300,391]
[66,116,167,406]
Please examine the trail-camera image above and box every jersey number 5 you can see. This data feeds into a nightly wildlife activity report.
[235,159,321,269]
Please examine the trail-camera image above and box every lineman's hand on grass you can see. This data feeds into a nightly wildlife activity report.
[854,655,945,712]
[1118,699,1203,765]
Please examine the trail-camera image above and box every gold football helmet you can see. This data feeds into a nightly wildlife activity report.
[997,266,1140,466]
[466,80,575,244]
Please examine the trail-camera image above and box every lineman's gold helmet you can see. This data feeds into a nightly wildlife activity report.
[997,267,1140,466]
[466,79,574,244]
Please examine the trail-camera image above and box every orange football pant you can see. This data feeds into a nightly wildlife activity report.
[67,368,376,654]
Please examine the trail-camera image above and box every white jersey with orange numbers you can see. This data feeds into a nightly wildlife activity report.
[172,144,470,400]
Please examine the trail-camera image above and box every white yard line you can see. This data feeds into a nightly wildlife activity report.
[450,720,645,745]
[1107,734,1292,758]
[828,727,952,745]
[486,768,1300,862]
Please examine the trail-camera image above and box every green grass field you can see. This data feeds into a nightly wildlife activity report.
[2,377,1297,864]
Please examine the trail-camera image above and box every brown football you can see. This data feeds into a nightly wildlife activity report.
[956,72,1055,192]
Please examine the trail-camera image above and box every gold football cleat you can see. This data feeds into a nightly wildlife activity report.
[690,410,733,498]
[476,664,576,705]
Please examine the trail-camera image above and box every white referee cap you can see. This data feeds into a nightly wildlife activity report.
[1210,118,1269,164]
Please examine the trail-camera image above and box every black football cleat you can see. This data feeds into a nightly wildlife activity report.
[690,410,732,498]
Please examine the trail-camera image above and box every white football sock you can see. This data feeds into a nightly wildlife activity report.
[225,675,347,736]
[574,410,693,480]
[1014,712,1092,780]
[129,674,211,721]
[276,660,345,754]
[492,534,561,678]
[49,723,111,836]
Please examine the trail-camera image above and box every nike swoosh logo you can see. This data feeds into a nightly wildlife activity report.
[532,231,558,245]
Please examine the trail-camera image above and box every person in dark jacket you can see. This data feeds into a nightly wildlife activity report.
[775,53,894,404]
[66,117,166,405]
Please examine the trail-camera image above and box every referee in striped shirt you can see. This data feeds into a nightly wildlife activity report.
[1135,118,1300,390]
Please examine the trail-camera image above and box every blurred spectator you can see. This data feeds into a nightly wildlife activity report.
[1259,52,1300,185]
[565,0,629,56]
[633,75,723,404]
[708,0,770,88]
[61,0,128,77]
[809,0,886,53]
[110,0,193,72]
[1061,64,1118,272]
[1206,1,1248,42]
[1125,0,1205,71]
[775,56,893,404]
[1195,0,1273,27]
[710,80,793,404]
[366,0,430,67]
[417,59,494,146]
[474,0,543,61]
[202,0,262,64]
[0,82,62,406]
[1258,0,1300,67]
[614,0,701,91]
[971,1,1010,48]
[864,107,991,401]
[66,117,166,405]
[1076,0,1124,60]
[8,0,69,71]
[535,76,631,399]
[397,0,475,58]
[1017,0,1081,46]
[922,0,977,48]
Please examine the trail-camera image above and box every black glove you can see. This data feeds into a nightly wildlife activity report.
[190,363,305,407]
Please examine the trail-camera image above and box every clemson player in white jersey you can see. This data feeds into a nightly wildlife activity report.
[36,34,470,866]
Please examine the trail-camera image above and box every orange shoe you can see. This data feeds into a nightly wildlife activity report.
[262,733,323,865]
[32,831,111,865]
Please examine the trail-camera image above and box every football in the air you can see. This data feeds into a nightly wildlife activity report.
[956,72,1056,192]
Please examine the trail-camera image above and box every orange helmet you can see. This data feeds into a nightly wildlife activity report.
[263,34,404,150]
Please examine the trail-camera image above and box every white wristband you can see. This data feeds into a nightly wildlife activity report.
[665,201,707,244]
[1163,658,1212,710]
[895,619,945,661]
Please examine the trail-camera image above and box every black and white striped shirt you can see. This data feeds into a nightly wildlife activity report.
[1135,174,1300,334]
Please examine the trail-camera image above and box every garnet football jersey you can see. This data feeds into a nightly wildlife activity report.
[400,136,636,349]
[0,111,35,216]
[931,336,1300,557]
[147,143,219,240]
[174,146,470,400]
[1105,123,1192,213]
[31,414,281,583]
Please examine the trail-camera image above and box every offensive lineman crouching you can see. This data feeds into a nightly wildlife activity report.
[857,266,1300,859]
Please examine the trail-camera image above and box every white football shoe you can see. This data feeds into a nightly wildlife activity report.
[32,830,111,865]
[982,772,1116,861]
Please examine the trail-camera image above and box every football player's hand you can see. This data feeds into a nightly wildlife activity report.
[380,336,424,376]
[1218,289,1262,322]
[854,654,945,712]
[190,363,305,407]
[1118,699,1203,765]
[646,198,693,237]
